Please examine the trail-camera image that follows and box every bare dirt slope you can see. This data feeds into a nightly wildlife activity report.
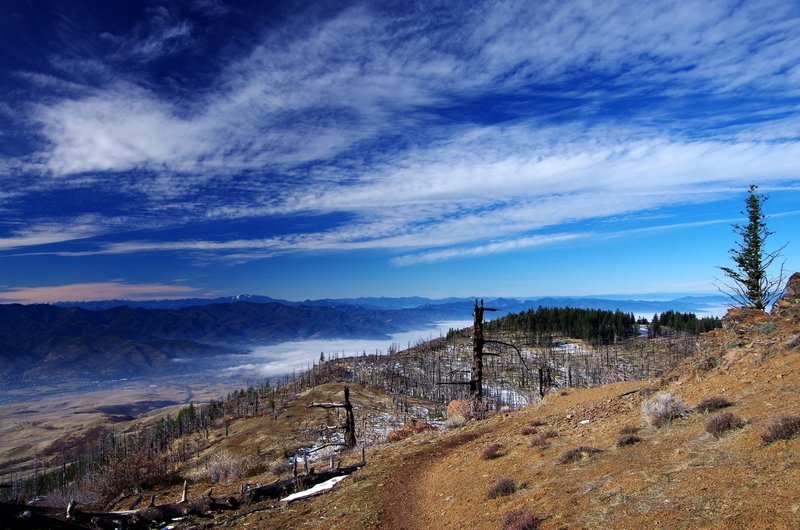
[229,281,800,530]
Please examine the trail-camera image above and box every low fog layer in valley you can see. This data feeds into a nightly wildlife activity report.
[0,320,468,477]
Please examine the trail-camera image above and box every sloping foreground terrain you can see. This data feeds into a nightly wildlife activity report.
[224,279,800,529]
[2,277,798,529]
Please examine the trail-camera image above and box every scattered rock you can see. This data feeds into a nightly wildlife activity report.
[723,307,770,334]
[446,399,471,423]
[387,418,434,442]
[772,272,800,323]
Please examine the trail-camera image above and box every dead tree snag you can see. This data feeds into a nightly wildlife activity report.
[308,386,357,448]
[471,299,498,418]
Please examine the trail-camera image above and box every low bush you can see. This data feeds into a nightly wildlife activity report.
[95,453,180,500]
[520,426,538,435]
[696,396,733,413]
[762,415,800,445]
[529,429,558,448]
[37,486,100,508]
[189,452,259,484]
[757,322,776,334]
[501,508,541,530]
[615,434,641,447]
[486,477,517,499]
[642,392,686,427]
[558,446,601,464]
[481,442,505,460]
[270,459,293,475]
[245,463,267,478]
[529,434,549,447]
[705,411,745,437]
[639,387,658,398]
[618,425,639,435]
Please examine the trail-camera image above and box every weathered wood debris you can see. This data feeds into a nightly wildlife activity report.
[0,461,366,529]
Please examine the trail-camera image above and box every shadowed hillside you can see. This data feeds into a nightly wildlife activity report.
[0,301,456,386]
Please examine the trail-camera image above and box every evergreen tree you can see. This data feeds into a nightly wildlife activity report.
[649,313,660,338]
[718,185,786,310]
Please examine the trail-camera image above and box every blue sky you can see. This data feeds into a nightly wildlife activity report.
[0,0,799,303]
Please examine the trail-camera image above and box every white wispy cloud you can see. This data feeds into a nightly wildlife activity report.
[391,232,589,266]
[6,0,800,265]
[29,0,800,177]
[100,6,194,62]
[0,216,108,250]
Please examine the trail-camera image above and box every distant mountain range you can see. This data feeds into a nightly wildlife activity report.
[52,293,727,315]
[0,301,455,387]
[1,294,727,387]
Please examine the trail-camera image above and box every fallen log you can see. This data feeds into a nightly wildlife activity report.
[0,502,86,529]
[54,460,366,528]
[61,495,239,529]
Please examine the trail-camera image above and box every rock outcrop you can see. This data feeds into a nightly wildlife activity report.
[772,272,800,323]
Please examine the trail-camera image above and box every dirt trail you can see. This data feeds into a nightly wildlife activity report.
[375,423,495,529]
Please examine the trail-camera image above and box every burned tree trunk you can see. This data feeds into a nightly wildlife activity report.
[308,385,357,449]
[343,387,356,448]
[470,299,498,418]
[471,299,485,414]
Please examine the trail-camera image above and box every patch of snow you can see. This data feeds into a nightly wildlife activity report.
[281,475,348,503]
[554,342,592,355]
[484,385,532,408]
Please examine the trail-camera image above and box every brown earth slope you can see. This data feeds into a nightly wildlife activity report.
[11,277,800,529]
[231,277,800,530]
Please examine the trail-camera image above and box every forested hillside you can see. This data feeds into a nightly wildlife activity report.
[486,306,720,344]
